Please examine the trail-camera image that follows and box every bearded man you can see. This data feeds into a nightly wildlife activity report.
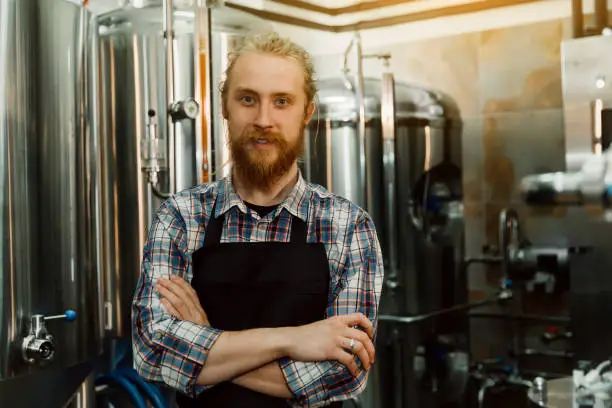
[131,30,384,408]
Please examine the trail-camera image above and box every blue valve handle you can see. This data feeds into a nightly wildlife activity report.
[45,309,77,322]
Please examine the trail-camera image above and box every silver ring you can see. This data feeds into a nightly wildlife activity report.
[349,338,355,351]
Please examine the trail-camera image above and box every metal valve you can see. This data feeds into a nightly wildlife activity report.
[169,97,200,122]
[141,109,167,187]
[22,309,77,364]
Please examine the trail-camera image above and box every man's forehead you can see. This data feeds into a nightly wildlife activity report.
[230,52,304,95]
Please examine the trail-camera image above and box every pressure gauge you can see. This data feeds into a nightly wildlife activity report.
[170,97,200,121]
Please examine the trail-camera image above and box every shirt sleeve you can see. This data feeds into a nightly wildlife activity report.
[279,212,385,406]
[131,197,223,397]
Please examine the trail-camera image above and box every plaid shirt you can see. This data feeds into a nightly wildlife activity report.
[132,171,384,407]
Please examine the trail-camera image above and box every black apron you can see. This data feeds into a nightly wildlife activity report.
[176,199,344,408]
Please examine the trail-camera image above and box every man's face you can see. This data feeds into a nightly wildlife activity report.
[224,51,314,188]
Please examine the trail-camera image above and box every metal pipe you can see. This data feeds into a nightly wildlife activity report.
[468,312,569,324]
[88,14,105,342]
[381,65,397,285]
[353,32,368,212]
[517,348,573,359]
[378,289,512,325]
[572,0,584,38]
[163,0,177,194]
[595,0,607,32]
[499,208,519,286]
[194,2,214,184]
[477,378,496,408]
[152,185,171,200]
[341,38,355,91]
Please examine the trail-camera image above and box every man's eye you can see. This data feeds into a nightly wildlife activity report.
[240,96,254,104]
[276,98,288,106]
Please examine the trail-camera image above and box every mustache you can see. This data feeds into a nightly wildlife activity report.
[242,130,284,143]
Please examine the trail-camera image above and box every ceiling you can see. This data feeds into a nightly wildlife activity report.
[290,0,378,6]
[265,0,423,15]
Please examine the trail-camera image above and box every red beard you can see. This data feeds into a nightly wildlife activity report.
[228,126,304,189]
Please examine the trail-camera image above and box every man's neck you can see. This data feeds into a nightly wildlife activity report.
[232,163,299,206]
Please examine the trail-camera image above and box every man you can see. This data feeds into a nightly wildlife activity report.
[131,30,384,408]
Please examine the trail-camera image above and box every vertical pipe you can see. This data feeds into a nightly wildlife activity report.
[572,0,584,38]
[325,118,333,191]
[195,1,213,184]
[353,32,367,209]
[381,69,398,287]
[205,7,214,184]
[163,0,176,193]
[595,0,608,32]
[88,11,105,343]
[70,372,96,408]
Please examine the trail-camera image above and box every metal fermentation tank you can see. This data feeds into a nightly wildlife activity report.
[0,0,101,407]
[560,33,612,370]
[302,76,465,408]
[95,2,273,339]
[96,2,202,339]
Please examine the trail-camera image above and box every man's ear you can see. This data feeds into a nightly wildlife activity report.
[222,102,228,120]
[304,102,315,123]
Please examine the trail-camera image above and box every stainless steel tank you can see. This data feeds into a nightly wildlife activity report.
[0,0,101,407]
[302,76,465,408]
[95,2,273,339]
[96,2,201,339]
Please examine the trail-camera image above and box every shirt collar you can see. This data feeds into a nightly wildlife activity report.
[215,169,309,222]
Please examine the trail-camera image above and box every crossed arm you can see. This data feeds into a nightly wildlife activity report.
[157,275,294,398]
[158,275,374,398]
[131,199,384,405]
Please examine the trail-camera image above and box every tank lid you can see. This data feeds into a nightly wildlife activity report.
[98,4,273,34]
[313,77,460,122]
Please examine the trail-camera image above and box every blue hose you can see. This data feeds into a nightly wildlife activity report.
[116,367,167,408]
[96,372,149,408]
[100,338,169,408]
[112,340,131,369]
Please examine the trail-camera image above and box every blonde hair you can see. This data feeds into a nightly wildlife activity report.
[220,31,317,109]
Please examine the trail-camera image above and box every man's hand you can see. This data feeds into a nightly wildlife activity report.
[282,313,376,376]
[156,275,209,326]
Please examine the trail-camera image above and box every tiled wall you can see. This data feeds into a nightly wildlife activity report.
[311,14,597,373]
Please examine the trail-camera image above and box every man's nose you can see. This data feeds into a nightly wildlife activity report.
[254,103,273,130]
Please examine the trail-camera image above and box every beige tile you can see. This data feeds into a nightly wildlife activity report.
[462,116,484,204]
[480,19,564,113]
[380,33,481,117]
[482,109,565,203]
[313,32,480,117]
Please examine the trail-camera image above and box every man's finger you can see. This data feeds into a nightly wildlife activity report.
[341,313,373,338]
[168,277,209,321]
[335,350,359,377]
[161,298,182,319]
[156,283,186,312]
[347,328,375,364]
[158,277,189,300]
[170,275,201,305]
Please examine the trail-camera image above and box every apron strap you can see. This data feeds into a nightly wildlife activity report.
[204,197,224,246]
[289,216,307,243]
[203,194,308,245]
